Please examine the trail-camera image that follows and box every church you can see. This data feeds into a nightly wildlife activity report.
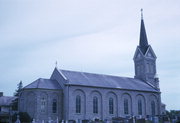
[18,13,163,122]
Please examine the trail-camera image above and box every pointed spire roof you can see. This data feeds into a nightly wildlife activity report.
[139,9,149,54]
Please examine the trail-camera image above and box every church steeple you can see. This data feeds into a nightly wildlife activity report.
[139,9,149,54]
[133,10,159,89]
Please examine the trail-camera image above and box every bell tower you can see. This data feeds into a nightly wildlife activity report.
[133,9,159,89]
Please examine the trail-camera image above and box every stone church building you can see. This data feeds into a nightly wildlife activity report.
[18,15,163,122]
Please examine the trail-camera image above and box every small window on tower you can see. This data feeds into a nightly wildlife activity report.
[150,63,154,73]
[137,65,140,75]
[140,65,143,74]
[147,63,150,73]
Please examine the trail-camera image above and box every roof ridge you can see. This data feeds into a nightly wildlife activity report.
[23,78,62,90]
[36,78,41,88]
[60,69,134,79]
[23,78,50,89]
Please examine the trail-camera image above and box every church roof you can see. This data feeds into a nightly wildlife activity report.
[24,78,62,90]
[0,96,17,106]
[59,69,158,92]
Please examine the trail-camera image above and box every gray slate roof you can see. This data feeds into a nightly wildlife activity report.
[60,69,158,92]
[0,96,17,106]
[24,78,61,90]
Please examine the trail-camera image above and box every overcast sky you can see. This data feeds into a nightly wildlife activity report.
[0,0,180,110]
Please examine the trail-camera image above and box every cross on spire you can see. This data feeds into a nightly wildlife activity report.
[55,61,58,68]
[141,8,143,20]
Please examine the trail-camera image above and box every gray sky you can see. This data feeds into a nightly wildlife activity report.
[0,0,180,110]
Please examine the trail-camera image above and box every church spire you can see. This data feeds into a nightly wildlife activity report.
[134,10,158,88]
[139,9,149,54]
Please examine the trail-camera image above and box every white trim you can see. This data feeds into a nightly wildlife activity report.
[133,46,145,60]
[145,46,157,58]
[57,69,68,81]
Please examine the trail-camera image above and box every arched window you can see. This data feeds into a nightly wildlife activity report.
[41,97,46,113]
[109,98,114,114]
[76,95,81,113]
[138,100,142,115]
[151,101,155,116]
[93,97,98,114]
[124,98,129,114]
[52,99,57,113]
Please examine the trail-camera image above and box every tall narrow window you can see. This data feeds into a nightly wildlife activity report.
[138,100,142,115]
[147,63,150,73]
[150,64,154,73]
[109,98,114,114]
[137,65,140,75]
[76,95,81,113]
[93,97,98,114]
[52,99,57,113]
[151,101,155,116]
[124,99,129,114]
[41,97,46,113]
[140,65,143,74]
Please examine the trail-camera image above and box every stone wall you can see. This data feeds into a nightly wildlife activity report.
[66,85,161,121]
[19,88,63,122]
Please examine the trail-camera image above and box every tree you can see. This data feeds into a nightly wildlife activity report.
[12,81,23,111]
[14,81,23,96]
